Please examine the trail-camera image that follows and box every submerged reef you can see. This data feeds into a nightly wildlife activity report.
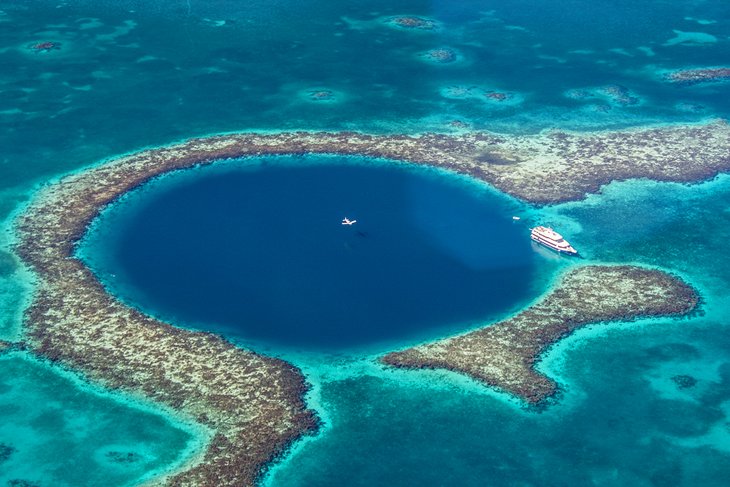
[0,443,16,464]
[599,85,640,106]
[382,266,699,405]
[6,480,41,487]
[387,16,439,30]
[421,48,459,64]
[440,85,523,107]
[106,450,145,464]
[0,340,9,352]
[484,91,513,102]
[305,90,336,102]
[675,102,706,113]
[565,85,640,107]
[665,67,730,85]
[671,374,698,389]
[28,41,61,53]
[12,120,728,483]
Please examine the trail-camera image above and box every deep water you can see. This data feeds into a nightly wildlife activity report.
[2,0,730,485]
[80,156,542,350]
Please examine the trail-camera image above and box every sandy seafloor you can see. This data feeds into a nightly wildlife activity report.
[2,0,730,485]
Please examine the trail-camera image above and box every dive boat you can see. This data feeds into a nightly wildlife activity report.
[530,226,577,255]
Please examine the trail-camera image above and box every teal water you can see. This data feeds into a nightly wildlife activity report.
[0,352,207,487]
[2,0,730,485]
[1,0,729,193]
[79,156,543,351]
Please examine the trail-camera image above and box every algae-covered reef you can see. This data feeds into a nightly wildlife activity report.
[0,341,10,352]
[11,121,724,484]
[12,120,726,214]
[491,120,730,203]
[382,266,699,405]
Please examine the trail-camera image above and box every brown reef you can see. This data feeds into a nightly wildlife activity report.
[0,340,9,353]
[425,48,457,63]
[307,90,335,101]
[29,41,61,53]
[12,121,726,483]
[665,68,730,85]
[487,120,730,203]
[390,16,438,30]
[599,84,640,106]
[382,265,699,405]
[484,91,509,101]
[15,120,726,208]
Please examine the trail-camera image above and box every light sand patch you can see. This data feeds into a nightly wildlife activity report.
[663,30,718,46]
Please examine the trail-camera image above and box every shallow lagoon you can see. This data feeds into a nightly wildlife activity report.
[80,156,544,351]
[0,352,206,487]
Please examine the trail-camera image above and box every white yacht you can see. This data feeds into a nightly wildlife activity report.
[530,226,577,255]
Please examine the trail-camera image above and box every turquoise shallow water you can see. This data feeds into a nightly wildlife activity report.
[2,0,730,485]
[0,352,206,487]
[1,0,729,193]
[265,321,730,487]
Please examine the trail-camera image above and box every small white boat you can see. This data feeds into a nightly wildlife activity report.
[530,226,577,255]
[342,217,357,225]
[512,216,521,221]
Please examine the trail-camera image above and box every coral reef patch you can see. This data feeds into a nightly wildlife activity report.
[440,85,523,106]
[671,374,698,389]
[664,67,730,85]
[386,16,439,30]
[304,89,337,102]
[0,443,16,464]
[28,41,60,53]
[420,48,460,64]
[106,451,145,464]
[7,480,41,487]
[565,85,641,107]
[382,266,699,405]
[488,120,730,203]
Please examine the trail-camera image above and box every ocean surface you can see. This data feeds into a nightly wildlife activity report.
[1,0,730,485]
[0,352,206,487]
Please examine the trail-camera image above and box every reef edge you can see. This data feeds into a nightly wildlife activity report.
[381,265,699,405]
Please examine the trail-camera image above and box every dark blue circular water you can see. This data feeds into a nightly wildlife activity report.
[80,155,538,350]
